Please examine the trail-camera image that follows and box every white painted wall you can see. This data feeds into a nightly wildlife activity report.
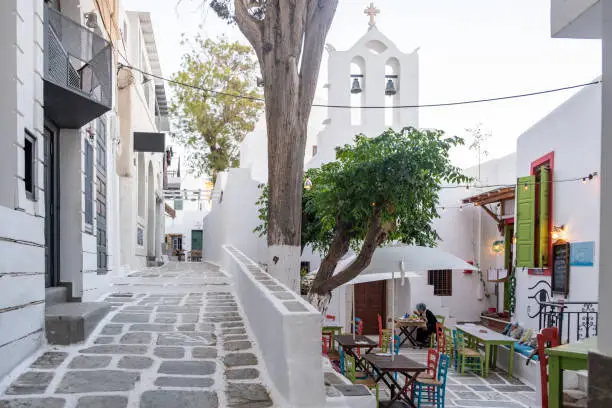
[224,246,325,408]
[514,81,602,332]
[203,169,267,266]
[0,0,46,379]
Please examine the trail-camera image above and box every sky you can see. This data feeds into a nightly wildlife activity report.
[123,0,602,169]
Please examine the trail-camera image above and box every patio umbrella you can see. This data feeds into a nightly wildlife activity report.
[325,245,478,343]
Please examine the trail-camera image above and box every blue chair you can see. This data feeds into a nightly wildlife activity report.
[338,347,345,375]
[412,353,450,408]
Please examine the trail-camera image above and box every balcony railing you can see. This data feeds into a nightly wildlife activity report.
[527,279,598,344]
[538,300,598,344]
[44,5,112,128]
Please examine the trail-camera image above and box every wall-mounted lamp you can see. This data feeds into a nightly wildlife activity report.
[142,74,151,84]
[512,235,517,245]
[491,240,505,254]
[304,177,313,190]
[552,225,567,241]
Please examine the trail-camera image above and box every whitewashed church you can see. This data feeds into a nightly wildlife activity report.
[203,4,489,337]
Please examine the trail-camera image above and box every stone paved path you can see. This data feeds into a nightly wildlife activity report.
[0,262,275,408]
[387,347,537,407]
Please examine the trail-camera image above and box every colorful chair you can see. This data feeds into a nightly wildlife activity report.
[412,353,450,408]
[345,353,379,404]
[455,330,483,376]
[537,327,560,408]
[435,323,445,352]
[444,327,454,365]
[430,315,445,347]
[378,314,384,347]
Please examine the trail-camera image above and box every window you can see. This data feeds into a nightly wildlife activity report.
[84,139,94,226]
[172,235,182,251]
[24,131,36,201]
[427,270,452,296]
[312,145,318,156]
[516,152,554,273]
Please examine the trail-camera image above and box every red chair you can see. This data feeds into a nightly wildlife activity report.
[378,314,384,347]
[435,323,445,353]
[322,335,329,355]
[537,327,560,408]
[408,348,439,397]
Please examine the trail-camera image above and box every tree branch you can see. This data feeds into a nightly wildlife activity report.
[234,0,264,61]
[298,0,338,119]
[309,221,350,295]
[320,211,388,293]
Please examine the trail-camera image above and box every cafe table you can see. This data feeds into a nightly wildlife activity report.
[395,319,427,347]
[335,335,378,372]
[545,336,596,408]
[364,353,426,408]
[455,324,516,378]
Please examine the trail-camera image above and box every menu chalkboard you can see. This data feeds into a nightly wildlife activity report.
[552,241,570,296]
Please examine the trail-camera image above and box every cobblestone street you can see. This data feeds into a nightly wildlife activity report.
[0,262,275,408]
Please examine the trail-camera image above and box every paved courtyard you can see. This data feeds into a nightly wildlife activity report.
[0,262,274,408]
[376,346,537,407]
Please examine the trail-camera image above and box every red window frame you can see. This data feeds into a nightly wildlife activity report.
[529,152,554,276]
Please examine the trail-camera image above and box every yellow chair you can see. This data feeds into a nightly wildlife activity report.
[455,330,483,376]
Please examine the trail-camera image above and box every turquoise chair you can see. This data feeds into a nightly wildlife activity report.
[412,353,450,408]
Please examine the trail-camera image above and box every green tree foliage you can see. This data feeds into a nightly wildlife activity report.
[255,127,470,309]
[170,35,263,181]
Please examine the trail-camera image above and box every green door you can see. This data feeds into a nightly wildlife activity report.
[191,230,203,251]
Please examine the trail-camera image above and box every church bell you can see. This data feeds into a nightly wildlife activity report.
[385,79,397,95]
[351,78,362,94]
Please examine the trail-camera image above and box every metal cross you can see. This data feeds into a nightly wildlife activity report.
[364,2,380,27]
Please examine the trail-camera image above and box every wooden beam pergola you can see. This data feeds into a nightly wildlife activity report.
[462,187,516,235]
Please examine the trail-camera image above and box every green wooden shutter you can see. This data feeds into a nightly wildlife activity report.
[539,166,550,267]
[516,175,536,267]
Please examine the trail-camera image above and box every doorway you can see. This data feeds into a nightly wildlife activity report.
[191,230,203,251]
[44,124,60,287]
[354,280,386,335]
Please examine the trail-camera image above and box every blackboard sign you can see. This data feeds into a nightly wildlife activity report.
[552,241,570,296]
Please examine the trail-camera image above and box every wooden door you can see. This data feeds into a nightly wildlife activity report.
[354,281,386,335]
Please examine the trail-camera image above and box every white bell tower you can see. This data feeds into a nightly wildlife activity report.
[307,3,420,169]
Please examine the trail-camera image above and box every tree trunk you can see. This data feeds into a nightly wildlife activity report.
[307,211,389,313]
[307,222,351,313]
[233,0,338,293]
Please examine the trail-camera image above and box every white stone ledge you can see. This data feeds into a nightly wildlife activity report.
[223,245,325,408]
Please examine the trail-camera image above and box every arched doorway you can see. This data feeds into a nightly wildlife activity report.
[147,161,155,258]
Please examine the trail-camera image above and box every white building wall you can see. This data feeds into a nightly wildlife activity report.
[117,11,165,270]
[0,0,46,379]
[514,82,601,331]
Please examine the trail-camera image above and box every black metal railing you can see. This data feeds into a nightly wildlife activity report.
[538,300,598,344]
[45,5,112,108]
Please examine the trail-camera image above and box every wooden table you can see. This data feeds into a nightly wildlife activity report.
[456,324,516,378]
[545,336,596,408]
[395,319,427,347]
[364,353,426,408]
[335,335,378,371]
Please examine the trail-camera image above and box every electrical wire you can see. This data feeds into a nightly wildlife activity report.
[118,62,601,110]
[440,172,598,190]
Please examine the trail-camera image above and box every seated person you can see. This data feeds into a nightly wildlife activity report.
[414,303,437,346]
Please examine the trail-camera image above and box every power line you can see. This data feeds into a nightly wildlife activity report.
[441,172,598,190]
[118,62,600,110]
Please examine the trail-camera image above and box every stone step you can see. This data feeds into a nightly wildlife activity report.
[45,302,111,345]
[564,388,588,408]
[45,287,68,308]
